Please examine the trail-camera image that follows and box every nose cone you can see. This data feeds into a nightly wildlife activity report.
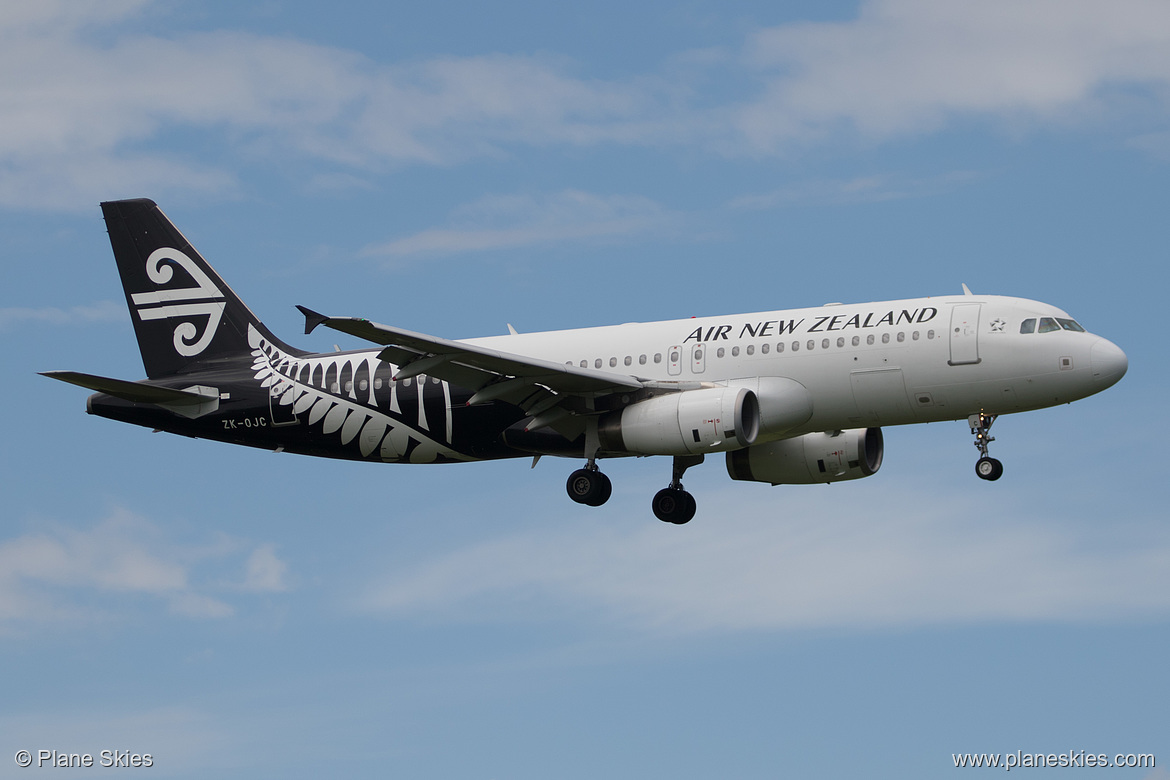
[1090,338,1128,387]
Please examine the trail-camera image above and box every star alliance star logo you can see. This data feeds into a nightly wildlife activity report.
[989,318,1006,332]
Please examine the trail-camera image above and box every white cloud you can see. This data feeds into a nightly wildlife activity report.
[1127,131,1170,161]
[363,190,676,258]
[727,170,985,210]
[0,0,149,34]
[241,544,290,593]
[0,6,671,210]
[3,0,1170,211]
[737,0,1170,150]
[0,509,290,630]
[355,483,1170,635]
[0,301,124,332]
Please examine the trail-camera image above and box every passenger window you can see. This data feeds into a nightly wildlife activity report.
[624,356,632,366]
[1020,318,1036,334]
[717,347,725,358]
[1038,317,1060,333]
[639,354,647,365]
[776,342,785,353]
[761,343,770,354]
[654,353,662,364]
[746,345,755,356]
[1057,318,1085,332]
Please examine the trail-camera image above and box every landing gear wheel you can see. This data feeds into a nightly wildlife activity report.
[969,413,1004,483]
[975,456,1003,481]
[652,487,697,524]
[567,468,612,506]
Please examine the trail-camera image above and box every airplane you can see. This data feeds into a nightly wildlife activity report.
[43,198,1128,524]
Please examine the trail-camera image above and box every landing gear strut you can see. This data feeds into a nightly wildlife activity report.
[566,462,612,506]
[969,412,1004,481]
[652,455,702,524]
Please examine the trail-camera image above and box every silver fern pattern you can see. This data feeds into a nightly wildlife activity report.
[247,325,467,464]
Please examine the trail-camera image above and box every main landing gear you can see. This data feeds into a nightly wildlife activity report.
[564,454,702,524]
[969,412,1004,481]
[652,455,703,525]
[566,463,612,507]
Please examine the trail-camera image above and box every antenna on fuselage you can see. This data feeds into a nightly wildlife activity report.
[961,283,974,296]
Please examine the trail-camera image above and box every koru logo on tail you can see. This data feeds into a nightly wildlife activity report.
[130,247,226,356]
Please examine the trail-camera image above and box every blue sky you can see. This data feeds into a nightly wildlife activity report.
[2,1,1168,777]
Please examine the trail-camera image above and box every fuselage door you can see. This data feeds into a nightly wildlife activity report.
[269,382,298,426]
[948,303,982,366]
[690,343,706,374]
[667,346,682,376]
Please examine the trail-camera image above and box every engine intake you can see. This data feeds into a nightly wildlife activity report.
[726,428,883,485]
[599,386,760,456]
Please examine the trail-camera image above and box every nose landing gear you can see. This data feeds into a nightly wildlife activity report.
[970,412,1003,481]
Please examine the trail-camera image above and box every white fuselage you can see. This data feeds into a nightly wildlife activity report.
[236,292,1126,467]
[463,293,1127,433]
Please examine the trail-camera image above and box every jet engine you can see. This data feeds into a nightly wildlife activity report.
[599,386,759,456]
[726,428,883,485]
[724,376,813,441]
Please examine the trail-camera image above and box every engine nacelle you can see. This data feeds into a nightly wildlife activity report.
[726,428,883,485]
[599,387,760,456]
[724,377,813,441]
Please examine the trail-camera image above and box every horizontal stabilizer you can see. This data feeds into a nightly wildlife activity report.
[40,371,220,418]
[296,305,330,336]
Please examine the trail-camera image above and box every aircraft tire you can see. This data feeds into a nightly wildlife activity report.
[975,457,1004,481]
[567,468,611,506]
[652,487,696,524]
[587,471,613,507]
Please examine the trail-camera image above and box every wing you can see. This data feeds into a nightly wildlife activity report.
[297,307,646,432]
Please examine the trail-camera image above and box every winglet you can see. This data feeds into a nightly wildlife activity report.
[961,283,973,296]
[296,305,330,335]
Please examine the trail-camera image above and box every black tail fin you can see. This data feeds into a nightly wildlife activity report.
[101,198,303,378]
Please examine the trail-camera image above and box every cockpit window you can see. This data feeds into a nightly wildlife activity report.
[1038,317,1061,333]
[1020,318,1036,334]
[1057,318,1085,332]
